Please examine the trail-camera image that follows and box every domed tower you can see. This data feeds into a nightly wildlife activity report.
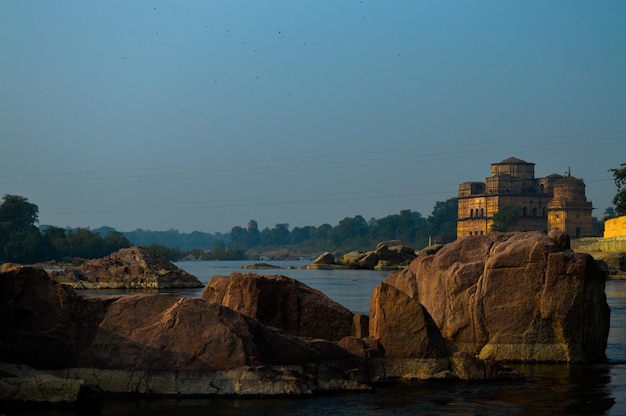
[547,175,593,238]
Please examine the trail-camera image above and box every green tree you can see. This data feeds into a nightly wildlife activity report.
[103,231,131,253]
[66,228,104,259]
[491,205,522,232]
[609,163,626,216]
[229,226,248,250]
[330,215,368,247]
[41,226,70,260]
[0,194,39,238]
[0,195,40,262]
[3,225,44,263]
[369,210,427,246]
[261,223,290,246]
[427,198,458,242]
[144,243,182,261]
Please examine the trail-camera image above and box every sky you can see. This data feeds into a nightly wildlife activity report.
[1,1,625,234]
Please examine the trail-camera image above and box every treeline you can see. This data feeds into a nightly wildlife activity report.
[229,199,458,255]
[107,228,228,251]
[0,195,131,264]
[139,200,458,261]
[0,193,458,264]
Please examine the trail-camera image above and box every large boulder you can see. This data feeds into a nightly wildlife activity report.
[0,267,370,397]
[374,240,417,265]
[47,246,203,289]
[0,266,524,402]
[369,283,451,379]
[366,282,521,381]
[0,267,114,368]
[202,272,354,341]
[80,294,322,372]
[385,231,610,363]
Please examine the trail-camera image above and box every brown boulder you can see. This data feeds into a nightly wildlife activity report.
[313,252,336,265]
[386,232,610,363]
[202,272,354,341]
[375,241,417,264]
[0,267,371,396]
[80,294,321,372]
[49,246,203,289]
[369,283,449,360]
[0,267,114,369]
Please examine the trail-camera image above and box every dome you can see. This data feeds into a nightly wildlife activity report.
[499,156,528,164]
[554,176,585,187]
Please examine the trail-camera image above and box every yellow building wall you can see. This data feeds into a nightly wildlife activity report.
[604,216,626,238]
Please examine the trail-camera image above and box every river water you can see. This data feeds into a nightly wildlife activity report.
[6,260,626,415]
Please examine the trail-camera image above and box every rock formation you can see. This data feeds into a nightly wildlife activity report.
[45,246,203,289]
[309,241,417,270]
[202,272,354,341]
[0,267,369,400]
[384,231,610,363]
[1,231,609,404]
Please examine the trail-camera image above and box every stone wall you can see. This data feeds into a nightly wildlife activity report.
[572,236,626,254]
[605,217,626,239]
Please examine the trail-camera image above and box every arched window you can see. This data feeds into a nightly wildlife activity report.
[522,207,527,216]
[532,207,537,216]
[480,208,484,217]
[479,231,484,235]
[470,209,474,218]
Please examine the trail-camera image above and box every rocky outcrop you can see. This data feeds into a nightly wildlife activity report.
[366,282,521,381]
[385,231,610,363]
[340,241,417,270]
[308,241,418,270]
[306,252,345,269]
[46,246,203,289]
[0,362,99,404]
[10,229,611,404]
[0,267,370,399]
[202,272,354,341]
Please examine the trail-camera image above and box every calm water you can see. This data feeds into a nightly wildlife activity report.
[5,260,626,415]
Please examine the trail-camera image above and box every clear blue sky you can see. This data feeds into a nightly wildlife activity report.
[1,1,625,233]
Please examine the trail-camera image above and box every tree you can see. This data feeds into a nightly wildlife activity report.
[369,210,426,246]
[0,194,39,235]
[103,231,131,253]
[3,225,44,263]
[491,205,522,232]
[66,228,104,259]
[427,198,458,242]
[41,226,69,260]
[229,226,249,250]
[609,163,626,216]
[0,195,40,262]
[266,223,290,246]
[330,215,368,246]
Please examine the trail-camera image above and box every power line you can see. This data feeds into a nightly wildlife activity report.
[2,130,624,189]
